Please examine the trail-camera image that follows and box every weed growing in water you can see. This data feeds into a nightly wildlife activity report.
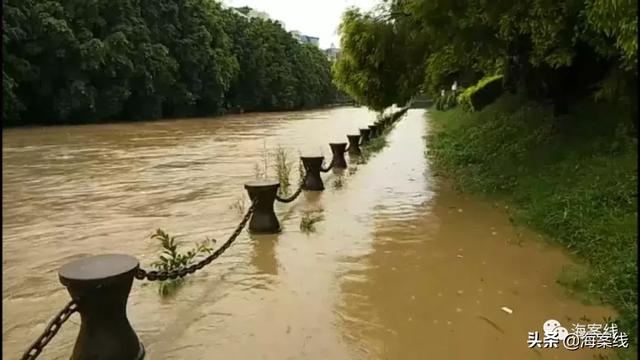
[229,194,247,216]
[299,212,324,233]
[273,145,293,196]
[149,229,215,296]
[298,155,306,185]
[333,176,344,189]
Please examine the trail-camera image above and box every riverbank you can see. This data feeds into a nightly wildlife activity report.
[1,103,360,129]
[426,95,637,357]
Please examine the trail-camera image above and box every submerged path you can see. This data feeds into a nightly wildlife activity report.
[3,108,613,359]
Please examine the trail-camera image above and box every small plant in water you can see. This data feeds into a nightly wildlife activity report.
[333,176,344,189]
[150,229,215,296]
[253,162,265,179]
[300,212,324,233]
[273,145,293,196]
[254,140,270,179]
[229,194,247,216]
[297,156,306,186]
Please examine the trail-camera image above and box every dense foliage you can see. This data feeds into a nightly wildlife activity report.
[332,8,426,111]
[334,0,637,120]
[3,0,339,126]
[458,75,503,112]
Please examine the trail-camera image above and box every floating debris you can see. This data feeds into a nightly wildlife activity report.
[457,290,464,295]
[456,254,464,259]
[477,315,505,333]
[501,307,513,314]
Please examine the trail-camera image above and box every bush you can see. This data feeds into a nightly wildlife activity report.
[459,75,504,112]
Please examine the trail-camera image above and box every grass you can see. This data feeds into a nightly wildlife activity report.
[254,140,269,179]
[427,94,637,358]
[229,194,247,216]
[299,212,324,233]
[149,229,215,296]
[273,145,294,196]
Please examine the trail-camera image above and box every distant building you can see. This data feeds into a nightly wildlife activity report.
[290,30,320,47]
[232,6,270,21]
[324,44,341,62]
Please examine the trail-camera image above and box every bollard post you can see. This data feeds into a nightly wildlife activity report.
[368,124,379,138]
[347,135,362,156]
[59,254,145,360]
[329,143,348,169]
[244,180,281,234]
[300,156,325,191]
[359,128,371,144]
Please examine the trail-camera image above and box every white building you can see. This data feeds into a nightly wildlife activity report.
[230,6,271,21]
[324,44,341,61]
[290,30,320,47]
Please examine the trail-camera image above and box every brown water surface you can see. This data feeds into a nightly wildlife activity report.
[2,108,614,359]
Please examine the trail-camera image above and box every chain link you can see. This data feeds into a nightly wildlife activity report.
[21,300,78,360]
[275,185,303,203]
[135,201,257,281]
[320,160,334,173]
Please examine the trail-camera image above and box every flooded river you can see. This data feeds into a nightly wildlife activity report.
[3,107,614,359]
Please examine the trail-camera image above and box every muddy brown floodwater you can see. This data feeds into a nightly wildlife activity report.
[3,108,615,359]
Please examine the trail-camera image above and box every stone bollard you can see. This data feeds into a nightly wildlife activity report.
[329,143,348,169]
[359,128,371,144]
[59,254,145,360]
[347,135,362,156]
[368,124,379,138]
[244,180,281,234]
[300,156,325,191]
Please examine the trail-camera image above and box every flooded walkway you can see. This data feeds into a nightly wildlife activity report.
[2,108,613,359]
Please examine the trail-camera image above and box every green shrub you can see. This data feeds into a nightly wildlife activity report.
[459,75,504,112]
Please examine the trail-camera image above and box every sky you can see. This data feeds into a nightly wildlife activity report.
[223,0,379,49]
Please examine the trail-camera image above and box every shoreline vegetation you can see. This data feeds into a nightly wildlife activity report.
[3,1,351,127]
[427,95,637,358]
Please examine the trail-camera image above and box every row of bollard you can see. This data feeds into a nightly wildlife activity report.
[20,108,409,360]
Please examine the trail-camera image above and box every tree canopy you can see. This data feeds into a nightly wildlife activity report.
[333,0,637,115]
[3,0,340,126]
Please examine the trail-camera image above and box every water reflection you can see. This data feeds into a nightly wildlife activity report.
[250,234,279,275]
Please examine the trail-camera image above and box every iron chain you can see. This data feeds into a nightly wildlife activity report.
[320,160,334,173]
[21,300,78,360]
[275,185,303,203]
[135,201,257,281]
